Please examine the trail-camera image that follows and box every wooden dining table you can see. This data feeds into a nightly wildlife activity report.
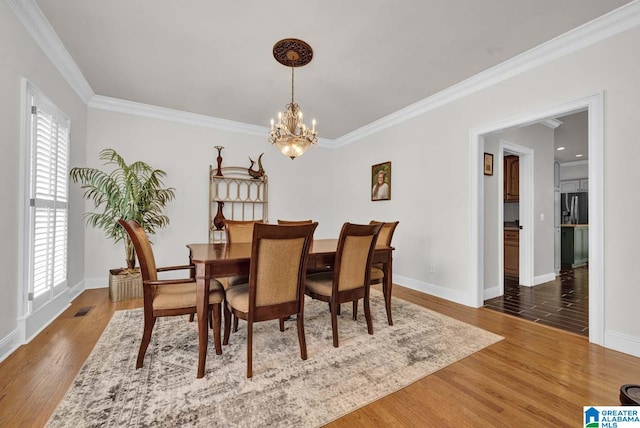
[187,238,394,378]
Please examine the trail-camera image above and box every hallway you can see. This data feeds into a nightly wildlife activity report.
[483,267,588,336]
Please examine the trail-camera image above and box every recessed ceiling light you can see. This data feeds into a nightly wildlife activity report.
[556,147,565,151]
[576,154,583,157]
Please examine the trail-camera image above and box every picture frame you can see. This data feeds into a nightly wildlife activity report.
[371,161,391,201]
[484,153,494,176]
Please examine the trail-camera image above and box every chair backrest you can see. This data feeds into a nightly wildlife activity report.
[118,219,157,281]
[334,222,382,292]
[249,223,318,312]
[224,219,264,243]
[369,220,399,247]
[277,219,313,225]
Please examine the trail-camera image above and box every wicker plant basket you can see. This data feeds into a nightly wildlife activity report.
[109,268,143,302]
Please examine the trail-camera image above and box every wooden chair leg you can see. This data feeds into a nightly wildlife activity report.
[189,313,195,322]
[212,304,222,355]
[136,316,156,369]
[223,304,231,345]
[364,293,373,335]
[247,321,253,378]
[331,302,339,348]
[297,312,307,360]
[329,302,342,315]
[352,300,358,320]
[209,309,214,329]
[233,315,239,333]
[279,318,285,332]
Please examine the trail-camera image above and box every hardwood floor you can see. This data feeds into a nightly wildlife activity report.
[1,284,639,427]
[483,267,589,335]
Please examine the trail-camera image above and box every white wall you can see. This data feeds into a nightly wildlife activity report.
[557,111,589,180]
[83,109,336,283]
[4,1,640,361]
[0,2,87,354]
[330,26,640,354]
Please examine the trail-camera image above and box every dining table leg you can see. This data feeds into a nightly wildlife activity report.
[195,263,210,378]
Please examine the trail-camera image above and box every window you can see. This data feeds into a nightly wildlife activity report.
[24,82,70,313]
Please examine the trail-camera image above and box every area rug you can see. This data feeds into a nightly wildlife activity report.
[47,291,502,427]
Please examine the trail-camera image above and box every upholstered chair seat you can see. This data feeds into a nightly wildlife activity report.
[304,222,382,348]
[153,282,225,310]
[223,283,250,313]
[118,219,226,371]
[304,272,335,297]
[223,222,317,378]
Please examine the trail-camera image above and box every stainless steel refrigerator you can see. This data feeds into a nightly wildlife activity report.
[560,192,588,224]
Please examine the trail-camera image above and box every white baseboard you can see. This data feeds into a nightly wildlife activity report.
[17,289,71,343]
[0,329,22,365]
[392,274,474,307]
[604,330,640,358]
[534,272,557,286]
[484,285,501,300]
[84,277,108,289]
[2,279,86,363]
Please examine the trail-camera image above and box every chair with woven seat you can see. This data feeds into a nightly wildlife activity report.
[277,219,330,275]
[277,219,313,225]
[223,222,317,377]
[362,220,399,325]
[305,222,382,347]
[118,219,226,369]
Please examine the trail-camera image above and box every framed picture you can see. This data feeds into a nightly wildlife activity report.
[484,153,494,176]
[371,161,391,201]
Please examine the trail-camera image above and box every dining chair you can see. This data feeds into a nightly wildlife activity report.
[223,222,318,377]
[277,219,329,275]
[361,220,399,324]
[305,222,382,347]
[222,219,264,331]
[118,219,226,369]
[277,219,313,225]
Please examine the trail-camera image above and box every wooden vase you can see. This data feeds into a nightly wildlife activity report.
[213,201,225,230]
[215,146,224,177]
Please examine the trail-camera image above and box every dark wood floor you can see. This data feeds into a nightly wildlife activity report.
[483,266,589,336]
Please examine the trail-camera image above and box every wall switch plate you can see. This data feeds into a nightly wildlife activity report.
[429,264,436,273]
[540,213,545,221]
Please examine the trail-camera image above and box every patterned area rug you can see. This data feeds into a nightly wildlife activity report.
[47,291,502,427]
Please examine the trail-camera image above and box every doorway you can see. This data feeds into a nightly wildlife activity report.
[469,92,604,346]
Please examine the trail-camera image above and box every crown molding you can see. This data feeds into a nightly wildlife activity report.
[89,95,268,137]
[5,0,94,103]
[541,118,563,129]
[9,0,640,147]
[332,0,640,147]
[89,95,335,147]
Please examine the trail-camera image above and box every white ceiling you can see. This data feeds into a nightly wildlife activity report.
[35,0,631,140]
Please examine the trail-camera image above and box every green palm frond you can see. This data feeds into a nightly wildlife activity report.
[70,148,176,267]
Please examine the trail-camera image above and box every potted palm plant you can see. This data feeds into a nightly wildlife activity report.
[70,148,176,301]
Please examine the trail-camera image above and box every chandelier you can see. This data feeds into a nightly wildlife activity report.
[269,39,318,160]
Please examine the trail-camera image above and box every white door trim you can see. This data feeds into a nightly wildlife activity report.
[499,142,534,289]
[469,92,604,346]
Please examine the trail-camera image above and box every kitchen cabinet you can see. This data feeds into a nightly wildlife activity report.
[504,155,519,202]
[561,225,588,268]
[560,178,588,193]
[504,229,519,279]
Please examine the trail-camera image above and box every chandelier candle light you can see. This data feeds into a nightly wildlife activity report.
[269,38,318,160]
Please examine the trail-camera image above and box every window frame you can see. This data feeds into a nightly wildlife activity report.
[19,79,71,316]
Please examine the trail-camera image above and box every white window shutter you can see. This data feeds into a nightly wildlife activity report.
[27,89,69,312]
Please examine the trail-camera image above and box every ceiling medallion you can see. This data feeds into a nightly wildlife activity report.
[268,38,318,160]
